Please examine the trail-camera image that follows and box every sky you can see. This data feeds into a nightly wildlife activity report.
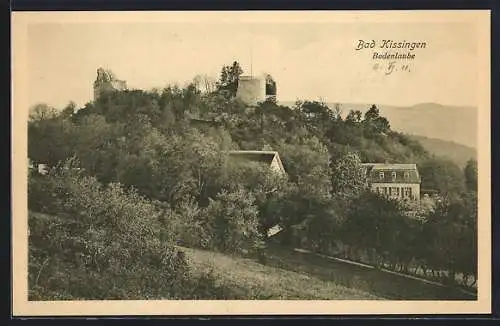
[26,18,479,109]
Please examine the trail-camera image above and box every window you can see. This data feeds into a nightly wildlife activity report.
[391,171,397,181]
[403,187,413,198]
[404,172,410,180]
[379,172,384,180]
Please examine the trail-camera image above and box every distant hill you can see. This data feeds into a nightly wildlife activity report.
[279,101,477,149]
[409,135,476,168]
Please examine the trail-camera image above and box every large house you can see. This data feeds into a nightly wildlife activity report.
[227,150,286,176]
[361,163,421,201]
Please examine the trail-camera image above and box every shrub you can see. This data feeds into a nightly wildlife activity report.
[167,198,214,250]
[28,160,193,300]
[204,187,261,254]
[28,174,56,214]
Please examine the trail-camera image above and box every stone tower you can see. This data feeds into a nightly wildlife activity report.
[235,75,266,106]
[235,74,277,106]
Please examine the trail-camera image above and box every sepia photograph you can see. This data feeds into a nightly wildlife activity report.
[12,10,491,315]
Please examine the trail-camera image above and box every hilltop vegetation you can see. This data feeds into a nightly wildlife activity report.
[409,135,476,169]
[27,62,478,299]
[280,101,477,150]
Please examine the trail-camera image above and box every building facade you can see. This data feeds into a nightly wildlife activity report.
[361,163,421,201]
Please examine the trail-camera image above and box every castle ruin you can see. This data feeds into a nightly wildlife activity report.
[93,68,128,101]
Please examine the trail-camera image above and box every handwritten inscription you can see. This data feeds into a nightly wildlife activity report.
[355,39,428,75]
[373,62,411,75]
[355,40,427,51]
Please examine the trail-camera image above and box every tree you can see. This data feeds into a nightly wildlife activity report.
[28,106,76,166]
[193,74,217,94]
[219,159,289,235]
[29,103,58,122]
[364,104,381,121]
[274,137,333,230]
[363,105,390,135]
[332,103,343,120]
[182,130,229,206]
[217,61,244,97]
[342,190,405,262]
[464,159,478,192]
[330,152,366,198]
[346,110,362,123]
[204,187,260,253]
[294,101,336,140]
[419,156,466,195]
[72,114,124,183]
[61,101,77,119]
[199,87,247,126]
[422,191,477,284]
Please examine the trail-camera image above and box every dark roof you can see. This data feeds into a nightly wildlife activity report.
[229,151,275,163]
[361,163,421,184]
[228,150,286,174]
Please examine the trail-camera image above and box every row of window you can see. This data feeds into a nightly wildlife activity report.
[375,186,413,198]
[378,171,410,181]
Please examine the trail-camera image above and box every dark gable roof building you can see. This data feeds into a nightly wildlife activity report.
[361,163,421,201]
[228,150,286,238]
[228,150,286,176]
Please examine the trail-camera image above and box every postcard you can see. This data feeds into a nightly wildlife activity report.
[12,10,491,315]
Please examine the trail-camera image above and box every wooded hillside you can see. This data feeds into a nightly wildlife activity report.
[27,62,478,300]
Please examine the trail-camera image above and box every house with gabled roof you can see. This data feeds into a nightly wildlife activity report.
[361,163,421,201]
[227,150,286,176]
[227,150,287,238]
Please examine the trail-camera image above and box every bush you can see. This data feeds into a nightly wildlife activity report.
[204,187,261,254]
[166,198,214,250]
[28,174,56,214]
[28,160,194,300]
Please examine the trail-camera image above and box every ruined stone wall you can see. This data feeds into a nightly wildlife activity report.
[93,68,128,101]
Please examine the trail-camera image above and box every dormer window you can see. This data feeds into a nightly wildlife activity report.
[379,172,384,180]
[404,172,410,180]
[391,171,397,181]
